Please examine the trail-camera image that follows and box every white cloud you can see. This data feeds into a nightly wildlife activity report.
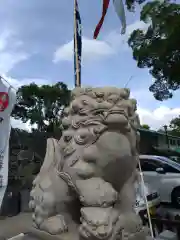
[1,74,52,91]
[105,20,148,52]
[11,118,32,132]
[0,29,32,100]
[53,20,148,63]
[131,88,180,129]
[0,29,29,74]
[137,106,180,130]
[0,30,11,51]
[53,36,116,63]
[0,52,28,74]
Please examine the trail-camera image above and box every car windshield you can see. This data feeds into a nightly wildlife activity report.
[157,156,180,170]
[170,156,180,163]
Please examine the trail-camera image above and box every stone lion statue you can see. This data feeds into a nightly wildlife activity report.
[29,87,148,240]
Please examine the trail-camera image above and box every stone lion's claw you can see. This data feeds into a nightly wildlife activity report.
[29,200,35,210]
[40,215,68,235]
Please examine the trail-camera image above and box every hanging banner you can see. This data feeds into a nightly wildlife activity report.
[93,0,110,39]
[113,0,126,34]
[93,0,126,39]
[0,77,16,208]
[74,0,82,87]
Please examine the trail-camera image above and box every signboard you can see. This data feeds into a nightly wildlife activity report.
[0,78,16,208]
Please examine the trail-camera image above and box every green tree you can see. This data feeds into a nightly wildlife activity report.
[9,128,46,187]
[157,128,165,133]
[128,0,180,100]
[169,116,180,136]
[124,0,146,11]
[12,82,71,133]
[141,124,150,129]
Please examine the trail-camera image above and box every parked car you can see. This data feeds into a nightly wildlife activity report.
[139,155,180,207]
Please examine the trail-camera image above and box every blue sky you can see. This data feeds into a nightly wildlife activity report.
[0,0,180,130]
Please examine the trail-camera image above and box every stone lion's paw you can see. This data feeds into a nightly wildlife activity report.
[29,180,57,231]
[79,222,113,240]
[29,184,43,211]
[40,215,68,235]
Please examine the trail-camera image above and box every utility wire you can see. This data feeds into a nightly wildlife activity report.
[0,75,18,92]
[124,76,134,88]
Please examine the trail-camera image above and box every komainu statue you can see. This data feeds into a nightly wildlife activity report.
[29,87,149,240]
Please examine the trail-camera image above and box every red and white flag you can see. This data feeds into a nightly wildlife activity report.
[113,0,126,34]
[93,0,126,39]
[0,77,16,208]
[93,0,110,39]
[0,92,9,112]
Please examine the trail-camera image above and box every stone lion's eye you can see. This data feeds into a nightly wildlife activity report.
[107,98,115,104]
[79,134,86,139]
[82,100,88,105]
[63,135,72,142]
[107,94,118,103]
[74,133,89,144]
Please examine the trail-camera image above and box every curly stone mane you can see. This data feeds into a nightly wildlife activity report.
[59,87,140,160]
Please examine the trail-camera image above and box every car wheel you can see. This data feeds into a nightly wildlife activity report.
[172,187,180,208]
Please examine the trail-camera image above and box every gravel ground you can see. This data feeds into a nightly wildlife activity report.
[0,213,32,239]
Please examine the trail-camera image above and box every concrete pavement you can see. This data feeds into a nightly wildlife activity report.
[0,213,32,239]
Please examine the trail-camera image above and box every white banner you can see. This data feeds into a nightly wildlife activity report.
[113,0,126,34]
[0,78,16,208]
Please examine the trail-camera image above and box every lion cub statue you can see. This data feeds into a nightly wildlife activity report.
[29,87,149,240]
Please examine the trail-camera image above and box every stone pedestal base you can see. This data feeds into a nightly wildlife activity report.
[22,225,150,240]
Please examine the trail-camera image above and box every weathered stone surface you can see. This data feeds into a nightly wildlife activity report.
[158,230,177,240]
[8,233,25,240]
[21,234,40,240]
[28,87,147,240]
[27,224,79,240]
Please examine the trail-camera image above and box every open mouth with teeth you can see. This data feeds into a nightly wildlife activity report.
[103,109,129,127]
[105,109,128,118]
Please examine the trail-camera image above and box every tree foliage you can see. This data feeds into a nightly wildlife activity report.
[128,0,180,100]
[157,128,165,133]
[12,82,71,133]
[125,0,146,11]
[141,124,150,129]
[169,115,180,136]
[9,128,51,187]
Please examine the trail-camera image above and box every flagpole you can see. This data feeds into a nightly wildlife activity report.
[74,0,80,87]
